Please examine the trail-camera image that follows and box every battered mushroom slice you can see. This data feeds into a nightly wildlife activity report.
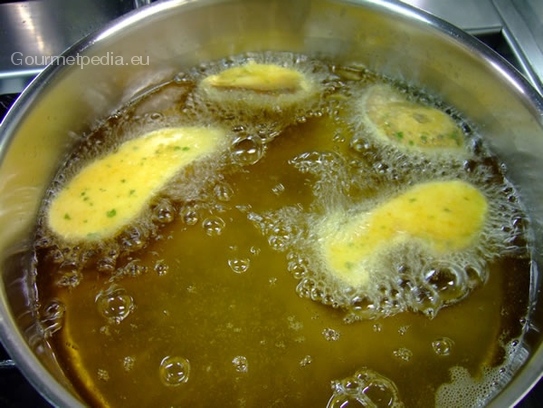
[317,180,488,289]
[47,126,227,243]
[360,84,465,151]
[198,61,319,110]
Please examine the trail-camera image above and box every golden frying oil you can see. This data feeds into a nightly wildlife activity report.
[34,53,531,408]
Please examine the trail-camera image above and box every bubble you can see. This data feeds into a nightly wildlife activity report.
[55,261,82,288]
[97,368,110,382]
[432,337,454,356]
[146,111,164,122]
[97,256,117,273]
[322,328,341,341]
[95,284,135,324]
[123,356,136,372]
[214,183,235,202]
[272,183,285,195]
[392,348,413,362]
[152,200,175,224]
[159,356,190,386]
[327,368,404,408]
[114,259,148,279]
[40,299,66,337]
[300,355,313,367]
[202,215,226,236]
[228,258,250,274]
[119,227,146,252]
[180,205,200,226]
[154,259,169,276]
[232,355,249,373]
[287,253,309,279]
[422,261,468,304]
[230,135,265,166]
[173,72,191,84]
[56,270,82,288]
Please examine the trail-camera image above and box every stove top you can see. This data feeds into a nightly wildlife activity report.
[1,1,543,407]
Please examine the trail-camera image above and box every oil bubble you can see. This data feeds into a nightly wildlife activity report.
[119,227,146,252]
[97,368,110,382]
[373,323,383,333]
[232,355,249,373]
[228,258,250,274]
[123,356,136,372]
[432,337,454,356]
[95,284,135,324]
[393,347,413,362]
[322,327,341,341]
[300,355,313,367]
[97,256,117,273]
[152,200,175,224]
[55,261,82,288]
[327,368,404,408]
[40,299,66,337]
[173,72,191,84]
[287,253,309,279]
[268,223,296,251]
[230,135,265,166]
[180,205,200,226]
[272,183,285,195]
[202,216,226,236]
[422,261,468,304]
[159,356,190,386]
[214,183,235,202]
[154,260,169,276]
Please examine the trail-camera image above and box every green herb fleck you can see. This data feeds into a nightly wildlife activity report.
[182,146,190,151]
[129,189,136,196]
[121,179,126,183]
[395,131,404,140]
[443,207,451,213]
[64,213,71,220]
[106,209,117,218]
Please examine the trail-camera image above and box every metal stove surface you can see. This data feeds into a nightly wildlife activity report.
[1,0,543,407]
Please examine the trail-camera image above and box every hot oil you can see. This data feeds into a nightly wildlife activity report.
[34,53,531,407]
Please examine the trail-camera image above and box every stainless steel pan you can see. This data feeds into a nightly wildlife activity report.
[1,0,543,406]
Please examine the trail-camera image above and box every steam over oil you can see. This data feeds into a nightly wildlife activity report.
[33,52,532,407]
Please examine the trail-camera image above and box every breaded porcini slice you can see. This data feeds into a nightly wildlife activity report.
[199,61,318,109]
[361,84,465,150]
[47,126,226,242]
[317,180,488,288]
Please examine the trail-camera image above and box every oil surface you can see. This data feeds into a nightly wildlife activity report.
[33,53,531,407]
